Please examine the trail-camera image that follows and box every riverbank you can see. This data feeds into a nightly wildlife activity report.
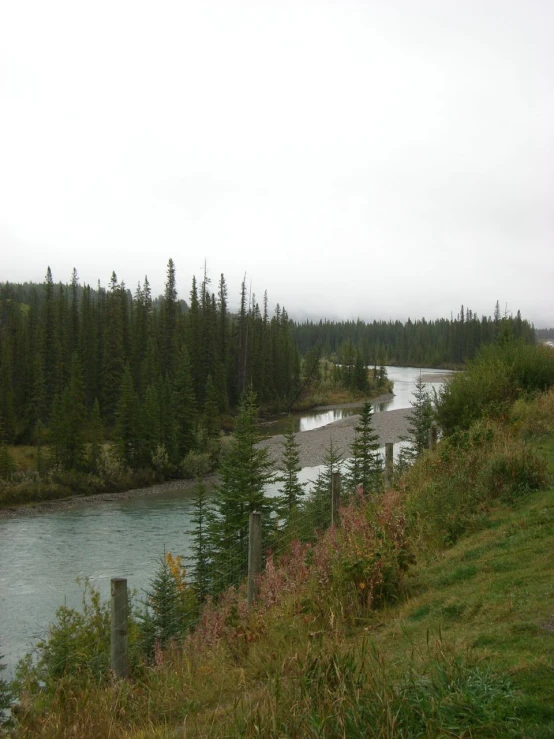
[0,397,412,518]
[260,405,412,468]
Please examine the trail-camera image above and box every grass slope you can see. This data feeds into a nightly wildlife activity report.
[13,402,554,738]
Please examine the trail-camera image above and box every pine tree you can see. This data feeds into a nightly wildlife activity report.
[114,364,139,467]
[88,398,103,472]
[398,373,433,468]
[345,402,382,495]
[102,272,126,425]
[188,478,211,602]
[138,384,162,467]
[207,388,274,594]
[201,374,220,441]
[276,418,305,521]
[48,353,87,470]
[353,350,369,393]
[140,552,195,656]
[160,259,179,379]
[307,438,343,529]
[173,345,197,460]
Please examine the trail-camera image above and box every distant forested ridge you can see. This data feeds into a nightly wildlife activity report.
[292,304,534,367]
[0,261,300,449]
[536,328,554,342]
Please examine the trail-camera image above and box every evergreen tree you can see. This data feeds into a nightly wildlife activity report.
[397,373,433,468]
[140,552,195,656]
[173,345,197,460]
[88,398,103,472]
[276,418,305,521]
[114,364,139,467]
[353,350,369,393]
[207,388,274,594]
[138,384,162,467]
[49,353,87,470]
[160,259,179,379]
[0,441,15,479]
[307,438,343,529]
[201,374,220,441]
[102,272,126,425]
[188,478,211,602]
[0,342,16,443]
[345,402,382,495]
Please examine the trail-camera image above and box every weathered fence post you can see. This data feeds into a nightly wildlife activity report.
[429,423,438,451]
[111,577,128,678]
[247,512,262,606]
[331,471,341,527]
[384,442,394,487]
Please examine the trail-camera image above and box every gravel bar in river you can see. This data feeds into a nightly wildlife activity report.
[259,406,412,469]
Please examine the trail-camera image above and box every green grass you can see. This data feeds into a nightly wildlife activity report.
[12,407,554,738]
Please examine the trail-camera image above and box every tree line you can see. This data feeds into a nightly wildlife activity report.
[0,261,300,475]
[292,303,535,367]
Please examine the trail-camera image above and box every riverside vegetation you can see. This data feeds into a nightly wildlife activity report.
[0,266,533,508]
[4,336,554,737]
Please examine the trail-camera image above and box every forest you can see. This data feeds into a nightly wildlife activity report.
[293,303,534,367]
[0,261,535,490]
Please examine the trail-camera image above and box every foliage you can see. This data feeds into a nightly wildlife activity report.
[188,478,211,602]
[15,580,136,692]
[344,402,383,496]
[436,339,554,435]
[231,641,519,738]
[398,372,434,471]
[402,419,548,547]
[304,438,343,531]
[0,263,300,494]
[275,418,306,521]
[206,389,275,595]
[294,305,535,367]
[0,654,10,723]
[139,553,197,658]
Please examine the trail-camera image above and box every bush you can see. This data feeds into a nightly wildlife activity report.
[510,388,554,438]
[436,341,554,435]
[181,450,214,478]
[402,419,548,547]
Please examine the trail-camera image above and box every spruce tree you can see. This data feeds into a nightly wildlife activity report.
[345,402,382,496]
[201,374,220,441]
[276,418,305,521]
[88,398,103,472]
[48,353,87,470]
[188,478,211,602]
[398,373,433,468]
[173,345,197,460]
[307,438,343,529]
[114,364,139,467]
[207,388,274,594]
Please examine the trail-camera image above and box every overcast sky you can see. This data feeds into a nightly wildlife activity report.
[1,0,552,326]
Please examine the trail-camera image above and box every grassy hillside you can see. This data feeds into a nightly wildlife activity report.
[11,356,554,737]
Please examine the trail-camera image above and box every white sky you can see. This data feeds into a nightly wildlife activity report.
[1,0,552,325]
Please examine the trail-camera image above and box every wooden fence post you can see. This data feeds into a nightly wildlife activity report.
[384,442,394,487]
[111,577,128,678]
[248,512,262,607]
[429,423,438,451]
[331,471,341,527]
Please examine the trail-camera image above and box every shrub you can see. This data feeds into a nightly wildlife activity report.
[181,450,214,478]
[403,418,548,547]
[435,341,554,435]
[510,388,554,438]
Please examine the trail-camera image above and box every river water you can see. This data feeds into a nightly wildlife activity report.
[0,366,451,677]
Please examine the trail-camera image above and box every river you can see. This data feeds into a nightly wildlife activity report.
[0,366,451,677]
